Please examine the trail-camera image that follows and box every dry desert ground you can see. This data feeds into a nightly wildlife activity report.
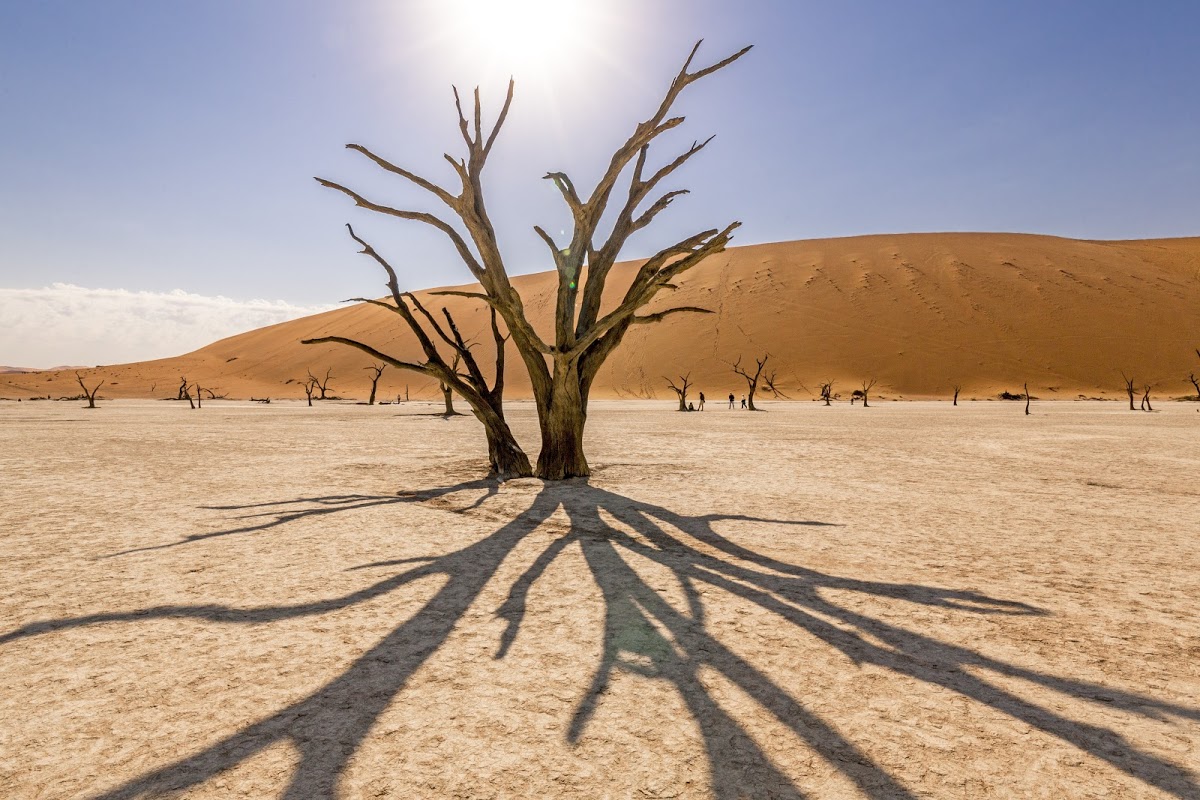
[1,398,1197,798]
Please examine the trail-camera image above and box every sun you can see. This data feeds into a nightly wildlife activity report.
[443,0,593,76]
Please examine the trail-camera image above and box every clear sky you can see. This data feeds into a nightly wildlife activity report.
[2,0,1198,366]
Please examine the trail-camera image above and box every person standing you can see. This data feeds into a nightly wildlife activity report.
[728,392,735,409]
[741,395,747,409]
[698,391,705,411]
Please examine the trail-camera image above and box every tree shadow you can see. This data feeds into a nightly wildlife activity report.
[3,480,1197,798]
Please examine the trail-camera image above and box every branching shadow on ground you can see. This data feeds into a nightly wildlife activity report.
[4,480,1198,798]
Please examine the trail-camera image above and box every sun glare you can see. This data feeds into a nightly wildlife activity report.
[444,0,593,76]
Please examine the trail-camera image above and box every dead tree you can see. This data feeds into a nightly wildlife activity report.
[308,368,335,400]
[1024,382,1031,415]
[302,375,318,407]
[1140,385,1153,412]
[1191,349,1200,399]
[440,354,462,416]
[664,372,693,412]
[952,385,960,406]
[860,378,878,408]
[304,227,528,476]
[75,372,103,409]
[762,370,790,400]
[192,383,203,409]
[365,363,386,405]
[731,354,768,411]
[313,41,750,479]
[819,381,834,406]
[177,376,189,401]
[1120,372,1136,411]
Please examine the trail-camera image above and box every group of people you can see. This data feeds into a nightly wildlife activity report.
[687,391,748,411]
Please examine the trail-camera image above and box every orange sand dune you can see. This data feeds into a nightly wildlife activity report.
[4,232,1198,402]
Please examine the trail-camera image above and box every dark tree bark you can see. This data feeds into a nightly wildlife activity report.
[1188,373,1200,398]
[860,378,877,408]
[664,373,692,411]
[303,376,317,407]
[304,227,530,478]
[315,41,750,480]
[309,368,335,400]
[1024,383,1031,416]
[732,354,768,411]
[1121,372,1136,411]
[177,376,189,401]
[762,371,790,400]
[441,354,462,416]
[820,381,834,406]
[75,372,103,409]
[1140,385,1153,412]
[365,363,386,405]
[953,385,960,406]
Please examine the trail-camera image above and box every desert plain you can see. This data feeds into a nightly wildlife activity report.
[1,397,1197,798]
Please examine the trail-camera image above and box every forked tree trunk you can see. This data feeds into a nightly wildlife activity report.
[441,383,456,415]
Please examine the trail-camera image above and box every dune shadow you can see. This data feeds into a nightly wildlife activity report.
[4,479,1198,798]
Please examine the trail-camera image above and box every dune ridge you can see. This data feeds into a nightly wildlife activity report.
[4,232,1198,402]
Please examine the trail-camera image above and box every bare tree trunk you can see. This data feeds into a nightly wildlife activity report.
[1121,373,1136,410]
[1140,385,1152,411]
[177,377,189,401]
[1188,373,1200,398]
[665,373,691,412]
[860,378,876,408]
[366,363,385,405]
[1024,383,1030,415]
[441,383,456,415]
[536,361,589,480]
[953,385,960,406]
[75,372,103,409]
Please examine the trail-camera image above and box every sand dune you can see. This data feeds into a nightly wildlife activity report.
[4,232,1198,402]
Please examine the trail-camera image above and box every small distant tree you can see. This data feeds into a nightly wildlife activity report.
[177,376,189,401]
[819,381,834,406]
[75,372,103,409]
[762,370,790,400]
[309,368,335,400]
[731,354,768,411]
[302,375,318,407]
[859,378,877,408]
[193,383,204,409]
[952,385,960,406]
[1024,382,1031,415]
[440,353,462,416]
[1190,349,1200,399]
[365,363,386,405]
[1120,372,1136,411]
[1140,384,1153,412]
[664,372,693,412]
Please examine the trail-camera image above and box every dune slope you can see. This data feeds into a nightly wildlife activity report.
[4,232,1198,401]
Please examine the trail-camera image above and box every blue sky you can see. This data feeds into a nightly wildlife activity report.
[1,0,1198,365]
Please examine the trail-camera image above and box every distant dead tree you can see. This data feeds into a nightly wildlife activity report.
[177,376,189,401]
[440,353,462,416]
[664,372,693,412]
[1024,382,1031,415]
[762,370,790,400]
[309,368,335,400]
[302,375,318,407]
[1140,384,1153,412]
[365,363,386,405]
[74,372,103,409]
[859,378,878,408]
[1120,372,1137,411]
[819,381,834,406]
[1190,349,1200,399]
[192,383,203,409]
[952,384,960,406]
[310,41,749,479]
[202,388,227,400]
[731,354,768,411]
